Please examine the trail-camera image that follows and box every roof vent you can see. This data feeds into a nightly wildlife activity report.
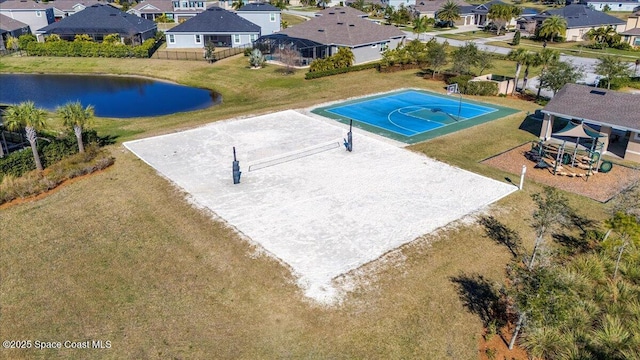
[328,12,335,14]
[318,29,325,32]
[340,11,345,13]
[337,22,343,25]
[349,24,355,27]
[590,90,606,96]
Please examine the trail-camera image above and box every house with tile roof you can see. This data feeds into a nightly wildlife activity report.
[128,0,209,23]
[540,84,640,162]
[255,6,405,65]
[37,4,157,45]
[236,3,280,36]
[0,13,30,50]
[526,4,626,41]
[621,10,640,47]
[164,6,260,48]
[0,0,55,33]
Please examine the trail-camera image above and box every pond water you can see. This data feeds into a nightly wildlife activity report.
[0,74,221,118]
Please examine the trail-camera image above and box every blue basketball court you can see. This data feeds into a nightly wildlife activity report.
[312,89,520,143]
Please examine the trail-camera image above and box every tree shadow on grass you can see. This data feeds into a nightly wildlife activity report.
[451,273,509,345]
[478,215,522,258]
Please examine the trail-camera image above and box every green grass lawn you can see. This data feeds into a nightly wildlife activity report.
[439,30,503,41]
[281,13,308,27]
[0,54,616,359]
[487,38,640,61]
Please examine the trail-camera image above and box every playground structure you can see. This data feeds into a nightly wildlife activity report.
[526,120,614,179]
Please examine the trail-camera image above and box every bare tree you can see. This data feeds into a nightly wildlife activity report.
[276,45,300,74]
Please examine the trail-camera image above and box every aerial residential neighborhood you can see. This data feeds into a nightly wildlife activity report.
[0,0,639,358]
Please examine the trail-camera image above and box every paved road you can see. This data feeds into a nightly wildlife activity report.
[407,26,638,97]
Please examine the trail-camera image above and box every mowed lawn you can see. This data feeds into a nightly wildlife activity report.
[0,55,613,359]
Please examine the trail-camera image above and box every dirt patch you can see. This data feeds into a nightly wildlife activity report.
[478,325,529,360]
[482,143,640,202]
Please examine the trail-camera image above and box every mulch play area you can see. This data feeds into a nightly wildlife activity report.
[483,143,640,203]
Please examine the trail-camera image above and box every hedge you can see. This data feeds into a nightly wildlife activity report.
[0,130,101,180]
[305,62,380,80]
[447,74,498,96]
[25,38,156,58]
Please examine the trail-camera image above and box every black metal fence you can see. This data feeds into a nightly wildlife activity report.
[151,44,251,61]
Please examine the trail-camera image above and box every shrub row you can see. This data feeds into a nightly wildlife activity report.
[305,62,379,80]
[447,75,499,96]
[0,130,100,179]
[0,146,115,205]
[379,63,422,73]
[25,38,156,58]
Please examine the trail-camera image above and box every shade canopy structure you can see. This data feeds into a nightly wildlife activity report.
[552,120,607,140]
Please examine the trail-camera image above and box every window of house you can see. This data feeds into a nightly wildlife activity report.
[189,1,195,7]
[250,34,257,42]
[181,1,187,7]
[197,1,204,7]
[172,1,179,7]
[168,34,175,43]
[234,34,240,44]
[270,13,276,22]
[195,34,201,44]
[36,10,41,17]
[379,42,388,52]
[635,132,640,141]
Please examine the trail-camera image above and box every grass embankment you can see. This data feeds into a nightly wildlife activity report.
[0,55,615,359]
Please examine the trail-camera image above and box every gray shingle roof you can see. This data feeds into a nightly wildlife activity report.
[413,0,471,14]
[131,0,174,13]
[166,7,260,33]
[621,27,640,35]
[0,0,52,10]
[237,2,280,12]
[38,4,156,35]
[50,0,104,12]
[315,6,367,18]
[277,7,405,47]
[542,84,640,131]
[0,13,29,31]
[535,4,625,28]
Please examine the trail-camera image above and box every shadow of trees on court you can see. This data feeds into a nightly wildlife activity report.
[451,273,509,343]
[478,215,522,258]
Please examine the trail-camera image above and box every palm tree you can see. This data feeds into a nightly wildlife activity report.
[231,0,244,10]
[487,4,522,35]
[586,26,617,46]
[507,48,529,94]
[57,101,95,154]
[334,47,355,68]
[412,16,429,41]
[521,51,542,93]
[437,0,460,28]
[3,101,48,171]
[538,15,567,42]
[535,47,560,99]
